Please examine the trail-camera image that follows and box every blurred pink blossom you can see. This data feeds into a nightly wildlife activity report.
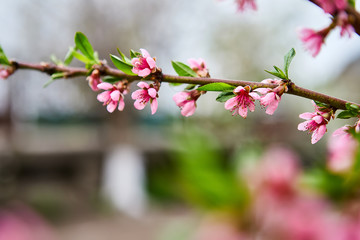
[315,0,347,14]
[235,0,257,12]
[173,90,203,117]
[86,69,102,91]
[298,28,325,57]
[0,206,56,240]
[131,49,157,77]
[337,11,355,37]
[328,127,358,173]
[188,58,209,78]
[131,81,159,114]
[225,86,259,118]
[0,68,12,80]
[97,82,127,113]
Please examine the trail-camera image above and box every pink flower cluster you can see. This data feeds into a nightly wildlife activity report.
[97,82,127,113]
[192,146,360,239]
[86,69,102,91]
[224,79,285,119]
[298,101,333,144]
[173,90,203,117]
[188,58,209,78]
[132,81,159,115]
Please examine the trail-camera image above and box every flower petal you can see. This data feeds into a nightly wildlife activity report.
[97,91,110,102]
[299,112,315,120]
[150,98,158,115]
[311,124,327,144]
[224,97,238,110]
[137,81,149,89]
[97,82,113,90]
[134,99,146,110]
[181,102,196,117]
[110,90,121,101]
[118,98,125,111]
[138,68,151,77]
[146,57,156,69]
[148,88,157,99]
[140,49,150,58]
[107,101,117,113]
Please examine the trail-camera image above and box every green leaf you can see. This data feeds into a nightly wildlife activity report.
[50,54,63,65]
[110,54,137,76]
[117,48,132,65]
[337,110,356,119]
[51,72,66,79]
[43,78,56,88]
[64,46,76,66]
[264,70,286,79]
[216,92,235,102]
[348,0,355,7]
[284,48,296,78]
[346,103,360,111]
[71,50,91,64]
[273,66,285,76]
[130,49,141,59]
[74,32,95,61]
[0,45,10,65]
[197,83,235,92]
[171,61,198,77]
[102,76,121,84]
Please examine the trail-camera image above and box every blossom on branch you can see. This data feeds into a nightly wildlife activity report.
[86,69,102,91]
[97,82,127,113]
[0,68,13,80]
[131,81,159,115]
[173,90,204,117]
[225,86,259,118]
[188,58,209,78]
[298,28,326,57]
[298,101,333,144]
[131,49,157,77]
[254,79,285,115]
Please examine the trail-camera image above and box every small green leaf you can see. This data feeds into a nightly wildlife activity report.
[0,45,10,65]
[74,32,95,61]
[130,49,141,59]
[64,46,76,66]
[264,70,286,79]
[50,54,63,65]
[216,92,235,102]
[71,49,91,64]
[43,78,56,88]
[51,72,66,79]
[117,48,132,65]
[171,61,198,77]
[197,83,235,92]
[337,110,356,119]
[102,76,121,84]
[169,82,183,87]
[110,54,137,76]
[273,66,285,76]
[346,103,360,111]
[284,48,296,78]
[185,84,197,90]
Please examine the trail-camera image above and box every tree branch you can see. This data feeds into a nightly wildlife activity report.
[11,60,357,111]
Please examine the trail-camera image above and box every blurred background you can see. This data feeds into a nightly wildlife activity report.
[0,0,360,239]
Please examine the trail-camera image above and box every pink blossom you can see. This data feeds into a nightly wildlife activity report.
[235,0,257,11]
[131,49,157,77]
[337,11,355,37]
[327,127,358,173]
[188,58,209,77]
[173,90,203,117]
[97,82,127,113]
[225,86,259,118]
[131,81,159,115]
[298,28,325,57]
[298,101,333,144]
[254,88,281,115]
[0,68,11,80]
[86,69,102,91]
[315,0,347,14]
